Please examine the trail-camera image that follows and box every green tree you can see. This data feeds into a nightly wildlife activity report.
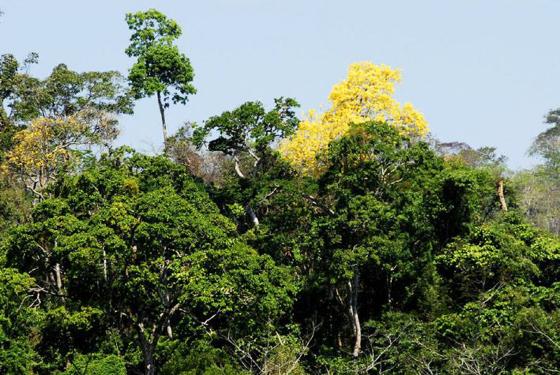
[3,60,132,124]
[4,149,295,375]
[0,268,42,374]
[0,53,38,158]
[513,108,560,235]
[192,98,299,228]
[530,108,560,172]
[125,9,196,145]
[307,122,447,357]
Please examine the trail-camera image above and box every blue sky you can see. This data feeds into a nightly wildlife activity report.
[1,0,559,169]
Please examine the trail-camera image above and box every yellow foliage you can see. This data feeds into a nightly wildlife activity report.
[279,62,429,175]
[2,116,87,192]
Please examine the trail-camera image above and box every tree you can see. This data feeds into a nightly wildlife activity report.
[0,268,42,374]
[4,149,296,375]
[0,52,38,135]
[308,122,444,357]
[192,98,299,227]
[2,60,132,124]
[2,113,118,198]
[0,54,20,129]
[279,62,428,175]
[193,98,299,179]
[529,108,560,172]
[166,123,229,184]
[0,60,133,198]
[513,108,560,235]
[125,9,196,146]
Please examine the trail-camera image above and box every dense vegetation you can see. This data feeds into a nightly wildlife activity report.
[2,8,560,375]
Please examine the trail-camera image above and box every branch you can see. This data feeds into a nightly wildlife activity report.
[304,194,335,215]
[234,156,246,179]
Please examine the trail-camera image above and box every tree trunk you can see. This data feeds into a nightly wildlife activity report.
[246,205,260,227]
[137,323,156,375]
[232,155,260,228]
[55,263,63,293]
[143,345,155,375]
[348,272,361,357]
[102,249,108,281]
[234,158,246,179]
[156,91,168,148]
[497,179,508,212]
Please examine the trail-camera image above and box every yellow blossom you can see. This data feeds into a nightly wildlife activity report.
[279,62,428,175]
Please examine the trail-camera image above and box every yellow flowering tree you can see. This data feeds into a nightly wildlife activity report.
[2,110,117,198]
[279,62,428,175]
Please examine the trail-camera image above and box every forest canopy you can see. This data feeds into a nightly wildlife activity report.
[1,7,560,375]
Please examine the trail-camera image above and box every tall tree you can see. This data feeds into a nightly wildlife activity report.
[529,108,560,172]
[0,53,38,128]
[193,98,299,179]
[279,62,429,175]
[2,60,132,124]
[514,108,560,235]
[192,98,299,227]
[2,114,118,198]
[125,9,196,146]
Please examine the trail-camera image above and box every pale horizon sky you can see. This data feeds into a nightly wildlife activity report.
[1,0,559,169]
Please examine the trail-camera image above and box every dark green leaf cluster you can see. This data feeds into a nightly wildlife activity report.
[125,10,195,108]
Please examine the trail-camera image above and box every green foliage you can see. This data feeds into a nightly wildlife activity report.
[160,340,248,375]
[3,148,295,373]
[3,8,560,373]
[61,354,126,375]
[193,98,300,158]
[127,43,195,106]
[530,108,560,172]
[3,60,133,123]
[0,268,42,374]
[125,8,195,143]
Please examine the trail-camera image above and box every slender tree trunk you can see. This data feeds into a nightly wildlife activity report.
[348,272,361,357]
[234,157,246,179]
[156,91,168,147]
[137,323,156,375]
[102,249,108,282]
[232,154,260,228]
[246,205,260,227]
[143,345,155,375]
[497,179,508,212]
[55,263,63,293]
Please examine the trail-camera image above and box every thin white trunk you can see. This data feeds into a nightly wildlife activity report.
[103,249,108,281]
[247,205,260,227]
[349,273,361,357]
[167,325,173,338]
[497,179,508,212]
[55,263,62,293]
[234,158,246,179]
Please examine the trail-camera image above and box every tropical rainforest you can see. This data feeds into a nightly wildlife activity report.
[2,8,560,375]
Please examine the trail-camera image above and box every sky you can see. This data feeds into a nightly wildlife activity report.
[1,0,559,169]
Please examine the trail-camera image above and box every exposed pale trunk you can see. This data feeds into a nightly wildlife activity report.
[232,155,260,228]
[102,249,108,281]
[247,205,260,227]
[497,179,508,212]
[234,158,246,179]
[166,325,173,338]
[55,263,62,293]
[349,272,361,357]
